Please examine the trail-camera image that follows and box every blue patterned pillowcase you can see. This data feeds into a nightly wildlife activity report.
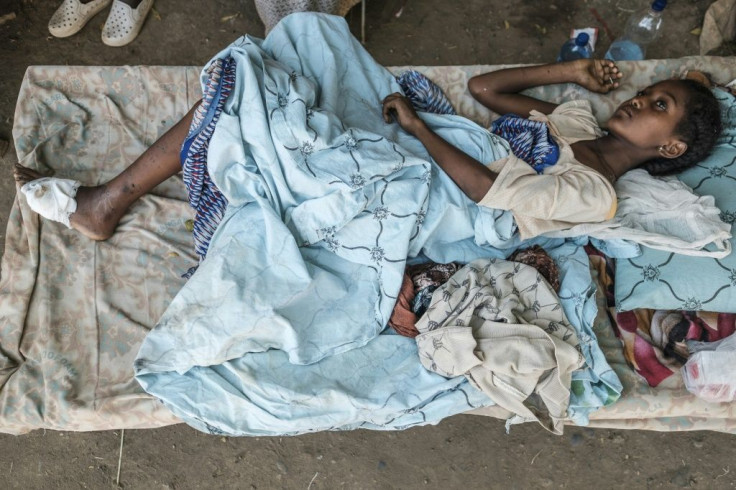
[615,89,736,312]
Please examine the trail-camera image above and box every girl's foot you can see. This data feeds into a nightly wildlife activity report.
[14,163,125,241]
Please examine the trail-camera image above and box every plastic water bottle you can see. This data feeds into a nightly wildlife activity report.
[605,0,667,61]
[557,32,593,62]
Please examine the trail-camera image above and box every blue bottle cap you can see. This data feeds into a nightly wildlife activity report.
[574,32,590,46]
[651,0,667,11]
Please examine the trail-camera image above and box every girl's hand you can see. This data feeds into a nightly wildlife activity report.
[574,59,622,93]
[382,93,425,134]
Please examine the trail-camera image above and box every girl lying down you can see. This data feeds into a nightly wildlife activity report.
[385,63,722,240]
[9,12,726,436]
[14,60,722,246]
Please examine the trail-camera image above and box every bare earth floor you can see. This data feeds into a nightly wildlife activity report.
[1,1,735,488]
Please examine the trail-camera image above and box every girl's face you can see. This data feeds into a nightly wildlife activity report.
[608,80,688,152]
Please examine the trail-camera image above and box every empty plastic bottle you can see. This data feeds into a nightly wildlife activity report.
[605,0,667,61]
[557,32,593,62]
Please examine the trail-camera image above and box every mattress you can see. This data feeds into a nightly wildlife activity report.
[3,57,736,434]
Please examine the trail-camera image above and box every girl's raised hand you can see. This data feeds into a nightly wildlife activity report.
[574,59,622,94]
[382,93,425,134]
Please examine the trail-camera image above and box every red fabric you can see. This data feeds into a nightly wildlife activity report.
[388,273,419,338]
[616,310,640,333]
[717,313,736,338]
[508,245,560,292]
[633,336,674,387]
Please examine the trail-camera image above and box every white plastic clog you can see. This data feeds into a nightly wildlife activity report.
[101,0,154,47]
[48,0,112,38]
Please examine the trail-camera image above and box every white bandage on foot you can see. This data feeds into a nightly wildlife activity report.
[20,177,81,228]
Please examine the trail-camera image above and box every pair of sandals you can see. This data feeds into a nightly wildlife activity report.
[48,0,153,47]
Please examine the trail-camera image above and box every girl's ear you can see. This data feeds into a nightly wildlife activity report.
[658,140,688,159]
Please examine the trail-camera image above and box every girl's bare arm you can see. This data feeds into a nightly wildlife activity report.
[467,59,622,117]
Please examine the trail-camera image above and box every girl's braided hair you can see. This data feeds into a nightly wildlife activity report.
[639,79,722,176]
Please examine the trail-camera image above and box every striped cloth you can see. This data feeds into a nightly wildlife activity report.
[396,69,559,173]
[490,114,560,173]
[396,70,457,116]
[180,56,236,276]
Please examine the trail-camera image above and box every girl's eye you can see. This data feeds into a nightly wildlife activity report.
[636,90,646,97]
[656,100,667,110]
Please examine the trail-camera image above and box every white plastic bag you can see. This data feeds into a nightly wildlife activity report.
[682,333,736,403]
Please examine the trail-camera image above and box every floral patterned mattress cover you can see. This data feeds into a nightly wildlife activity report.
[2,57,736,435]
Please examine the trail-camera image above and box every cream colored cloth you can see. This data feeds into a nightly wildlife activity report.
[700,0,736,55]
[414,259,584,434]
[546,169,733,258]
[479,101,616,239]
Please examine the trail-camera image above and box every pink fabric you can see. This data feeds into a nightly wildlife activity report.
[615,310,736,387]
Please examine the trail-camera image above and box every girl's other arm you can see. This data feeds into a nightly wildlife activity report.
[468,59,621,117]
[383,93,497,202]
[411,123,496,202]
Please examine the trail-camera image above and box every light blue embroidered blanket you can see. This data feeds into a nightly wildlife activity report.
[134,13,620,435]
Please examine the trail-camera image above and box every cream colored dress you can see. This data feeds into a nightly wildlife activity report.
[479,100,617,239]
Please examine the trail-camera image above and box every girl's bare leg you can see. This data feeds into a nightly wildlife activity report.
[14,100,201,240]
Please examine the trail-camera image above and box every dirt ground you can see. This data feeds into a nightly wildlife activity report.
[1,0,735,489]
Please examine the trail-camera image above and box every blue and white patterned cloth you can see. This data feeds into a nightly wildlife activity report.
[182,66,560,266]
[135,13,619,436]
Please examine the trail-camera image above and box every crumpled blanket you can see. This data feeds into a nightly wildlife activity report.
[134,13,511,436]
[415,258,585,434]
[133,14,620,435]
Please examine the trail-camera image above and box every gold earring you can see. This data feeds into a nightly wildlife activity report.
[658,145,664,151]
